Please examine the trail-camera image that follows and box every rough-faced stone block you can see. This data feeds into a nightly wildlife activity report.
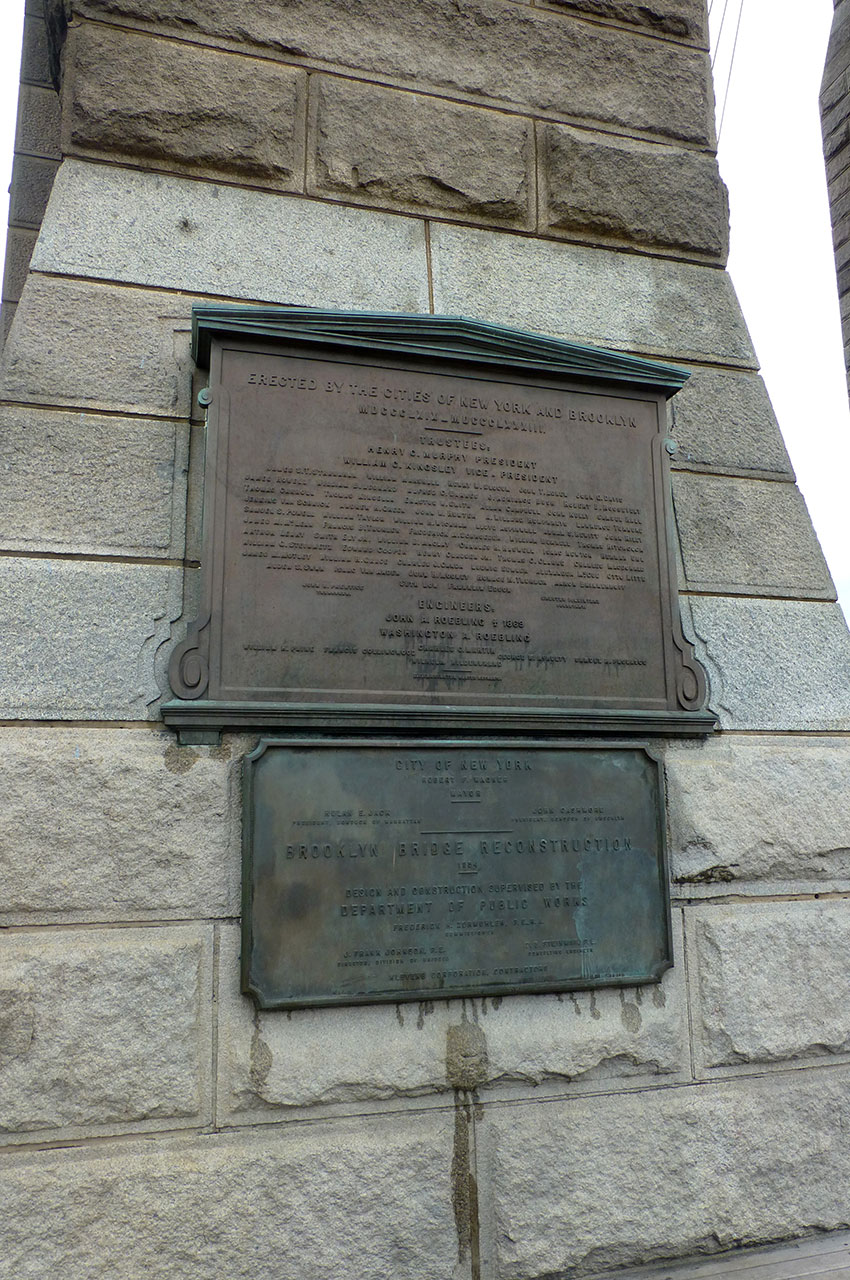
[0,303,16,349]
[8,153,59,227]
[672,473,835,598]
[688,596,850,731]
[430,223,756,365]
[0,558,184,720]
[1,227,38,302]
[689,902,850,1070]
[0,728,240,924]
[56,0,715,145]
[0,1118,457,1279]
[217,926,455,1117]
[669,367,792,477]
[0,273,195,416]
[475,911,687,1087]
[67,23,307,187]
[218,918,686,1120]
[15,82,61,158]
[0,925,211,1141]
[0,406,188,557]
[29,160,430,318]
[484,1069,850,1278]
[538,0,707,42]
[541,124,728,259]
[666,735,850,887]
[20,13,52,86]
[309,75,533,227]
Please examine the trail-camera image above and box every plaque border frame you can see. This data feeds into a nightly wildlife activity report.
[241,737,674,1011]
[163,305,716,743]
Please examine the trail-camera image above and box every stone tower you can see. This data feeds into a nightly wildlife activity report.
[2,2,850,1277]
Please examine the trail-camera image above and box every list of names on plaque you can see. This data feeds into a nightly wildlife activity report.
[214,349,669,707]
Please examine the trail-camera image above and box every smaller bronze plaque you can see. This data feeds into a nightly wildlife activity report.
[242,740,671,1008]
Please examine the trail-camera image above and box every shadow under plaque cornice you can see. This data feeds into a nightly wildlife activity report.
[164,304,715,743]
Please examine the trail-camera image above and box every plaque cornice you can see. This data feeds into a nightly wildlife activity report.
[162,699,717,745]
[191,305,691,398]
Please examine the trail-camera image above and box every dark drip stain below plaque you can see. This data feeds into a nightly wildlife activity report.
[242,740,671,1008]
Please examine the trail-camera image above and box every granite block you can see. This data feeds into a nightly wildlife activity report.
[430,222,756,365]
[30,160,430,313]
[309,74,533,228]
[0,405,188,557]
[0,1115,457,1279]
[669,367,793,477]
[0,727,240,924]
[541,123,727,258]
[67,23,306,187]
[0,925,211,1141]
[0,558,184,720]
[484,1069,850,1277]
[0,272,195,417]
[666,735,850,887]
[688,900,850,1070]
[672,473,834,598]
[687,596,850,731]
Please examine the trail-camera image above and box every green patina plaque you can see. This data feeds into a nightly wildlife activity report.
[242,739,671,1009]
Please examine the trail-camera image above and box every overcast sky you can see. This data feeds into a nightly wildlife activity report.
[0,1,847,617]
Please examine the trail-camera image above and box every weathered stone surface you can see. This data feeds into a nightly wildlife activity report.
[1,303,16,348]
[672,473,835,598]
[217,927,455,1116]
[0,406,188,556]
[8,153,59,227]
[475,912,687,1087]
[538,0,707,42]
[0,926,211,1139]
[690,902,850,1069]
[20,12,52,86]
[0,728,239,924]
[218,918,686,1119]
[0,558,184,720]
[669,367,793,477]
[0,273,195,416]
[0,1118,457,1278]
[485,1069,850,1278]
[15,83,61,158]
[309,75,532,227]
[687,596,850,731]
[29,160,430,317]
[430,223,756,364]
[541,124,727,258]
[67,23,306,186]
[666,735,850,886]
[1,228,37,302]
[53,0,715,144]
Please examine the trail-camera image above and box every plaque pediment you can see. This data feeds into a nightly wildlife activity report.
[191,305,691,397]
[164,305,714,742]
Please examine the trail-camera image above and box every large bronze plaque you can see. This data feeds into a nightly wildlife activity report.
[166,310,712,736]
[243,740,671,1008]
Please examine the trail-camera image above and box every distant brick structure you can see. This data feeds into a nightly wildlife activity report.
[822,0,850,392]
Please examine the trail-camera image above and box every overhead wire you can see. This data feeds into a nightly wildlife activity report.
[717,0,746,142]
[711,0,732,68]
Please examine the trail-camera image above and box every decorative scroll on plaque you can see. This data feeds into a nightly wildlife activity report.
[242,740,671,1009]
[163,307,713,740]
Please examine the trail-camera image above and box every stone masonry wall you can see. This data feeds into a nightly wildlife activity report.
[2,3,850,1278]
